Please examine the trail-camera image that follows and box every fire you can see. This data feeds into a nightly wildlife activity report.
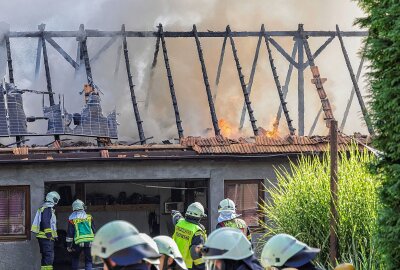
[218,119,233,137]
[259,118,280,139]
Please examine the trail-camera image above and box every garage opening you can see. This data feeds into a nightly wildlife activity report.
[44,179,208,269]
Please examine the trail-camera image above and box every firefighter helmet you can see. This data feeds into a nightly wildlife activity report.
[46,191,60,204]
[153,235,187,270]
[218,198,236,212]
[185,202,207,218]
[72,199,85,211]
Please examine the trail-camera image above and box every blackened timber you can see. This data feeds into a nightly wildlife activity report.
[79,25,94,86]
[90,36,118,64]
[39,24,59,141]
[193,25,220,136]
[269,37,299,68]
[340,57,365,132]
[227,25,258,136]
[159,24,184,138]
[262,25,295,135]
[213,33,227,101]
[5,36,14,83]
[39,24,55,106]
[301,24,335,127]
[8,30,369,38]
[145,32,161,110]
[114,43,122,79]
[276,42,297,127]
[309,107,323,136]
[303,36,335,69]
[35,37,42,79]
[297,26,305,135]
[336,25,374,136]
[239,26,262,130]
[45,37,79,69]
[121,24,146,144]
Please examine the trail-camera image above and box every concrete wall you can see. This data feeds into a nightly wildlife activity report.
[0,157,290,269]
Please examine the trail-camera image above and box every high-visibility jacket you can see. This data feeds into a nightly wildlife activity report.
[173,219,207,268]
[67,213,95,244]
[217,218,251,242]
[31,205,57,239]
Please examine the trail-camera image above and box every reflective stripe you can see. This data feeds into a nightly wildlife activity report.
[72,214,94,244]
[41,266,53,270]
[173,219,207,268]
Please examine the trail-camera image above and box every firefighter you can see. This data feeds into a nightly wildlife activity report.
[261,234,322,270]
[201,227,263,270]
[91,220,160,270]
[66,199,96,270]
[31,191,60,270]
[172,202,207,270]
[216,198,252,242]
[153,235,187,270]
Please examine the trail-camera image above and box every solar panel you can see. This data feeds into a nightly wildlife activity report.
[0,85,9,136]
[43,104,73,135]
[73,93,117,138]
[6,85,29,136]
[107,110,118,139]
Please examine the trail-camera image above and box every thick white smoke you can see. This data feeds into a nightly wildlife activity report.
[0,0,367,145]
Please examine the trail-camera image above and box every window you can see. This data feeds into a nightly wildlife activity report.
[0,186,30,241]
[224,180,261,227]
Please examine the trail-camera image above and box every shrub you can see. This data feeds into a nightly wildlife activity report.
[259,145,382,269]
[355,1,400,268]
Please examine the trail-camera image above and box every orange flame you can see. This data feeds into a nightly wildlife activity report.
[218,119,233,137]
[259,118,280,139]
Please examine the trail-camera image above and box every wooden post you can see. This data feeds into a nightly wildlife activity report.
[329,120,339,265]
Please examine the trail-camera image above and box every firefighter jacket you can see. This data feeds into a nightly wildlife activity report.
[66,210,96,246]
[173,218,207,269]
[31,202,58,239]
[216,218,252,242]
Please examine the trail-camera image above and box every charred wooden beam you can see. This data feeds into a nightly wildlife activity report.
[39,24,59,141]
[297,25,305,135]
[159,24,184,139]
[90,35,118,64]
[309,107,323,136]
[78,25,94,86]
[269,37,299,68]
[5,36,14,84]
[121,24,146,144]
[276,41,297,128]
[301,24,335,128]
[193,24,220,136]
[303,36,335,69]
[45,36,79,69]
[114,43,122,79]
[8,30,369,38]
[35,37,42,79]
[340,56,365,132]
[263,25,295,135]
[227,25,258,136]
[145,32,161,110]
[336,25,374,136]
[213,33,227,102]
[239,25,262,130]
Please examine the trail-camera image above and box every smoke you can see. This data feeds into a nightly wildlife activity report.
[0,0,367,145]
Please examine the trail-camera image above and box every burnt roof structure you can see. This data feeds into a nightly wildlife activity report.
[0,23,373,147]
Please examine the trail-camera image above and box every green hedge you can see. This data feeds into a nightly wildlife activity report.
[355,1,400,268]
[259,146,382,269]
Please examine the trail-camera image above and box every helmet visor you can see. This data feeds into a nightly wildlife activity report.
[201,246,228,257]
[110,243,160,266]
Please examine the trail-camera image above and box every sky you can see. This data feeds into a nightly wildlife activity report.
[0,0,369,145]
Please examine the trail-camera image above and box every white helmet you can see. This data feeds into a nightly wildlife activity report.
[91,220,160,266]
[139,233,161,266]
[153,235,187,270]
[72,199,85,211]
[46,191,60,205]
[185,202,207,218]
[261,234,320,268]
[218,198,236,212]
[202,227,253,261]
